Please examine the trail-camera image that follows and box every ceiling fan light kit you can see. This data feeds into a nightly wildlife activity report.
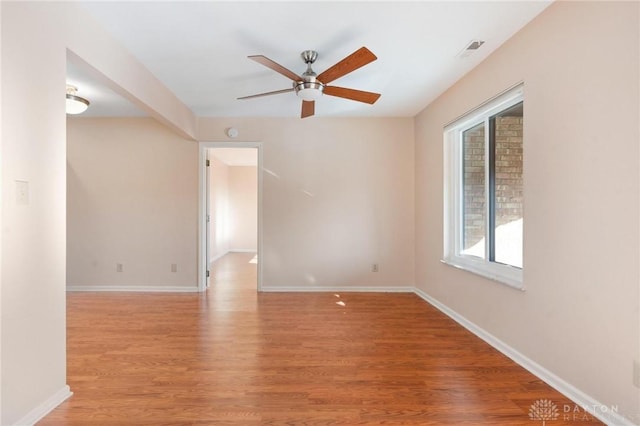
[295,81,324,101]
[238,47,380,119]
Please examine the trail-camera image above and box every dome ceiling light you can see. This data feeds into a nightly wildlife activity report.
[66,85,90,115]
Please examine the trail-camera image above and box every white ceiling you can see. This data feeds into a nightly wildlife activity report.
[73,1,551,119]
[67,60,148,117]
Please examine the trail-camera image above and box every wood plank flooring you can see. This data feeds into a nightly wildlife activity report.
[41,253,601,425]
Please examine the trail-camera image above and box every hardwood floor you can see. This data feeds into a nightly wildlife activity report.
[41,253,600,425]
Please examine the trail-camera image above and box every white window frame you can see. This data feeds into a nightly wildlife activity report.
[443,83,524,290]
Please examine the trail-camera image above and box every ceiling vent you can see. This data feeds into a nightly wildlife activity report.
[457,40,485,58]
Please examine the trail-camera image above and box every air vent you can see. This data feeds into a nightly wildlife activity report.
[457,39,485,58]
[466,40,485,50]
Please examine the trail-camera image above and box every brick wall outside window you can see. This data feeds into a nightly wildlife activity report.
[463,116,523,251]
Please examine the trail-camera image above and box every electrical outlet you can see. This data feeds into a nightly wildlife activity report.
[171,263,177,273]
[116,263,123,273]
[372,263,379,273]
[634,360,640,388]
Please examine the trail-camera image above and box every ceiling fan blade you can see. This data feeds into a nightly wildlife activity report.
[237,88,294,100]
[248,55,302,81]
[323,86,381,104]
[316,47,377,84]
[301,100,315,118]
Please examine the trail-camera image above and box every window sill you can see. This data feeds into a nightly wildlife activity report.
[441,257,524,291]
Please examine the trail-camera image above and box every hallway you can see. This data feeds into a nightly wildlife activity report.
[208,252,259,312]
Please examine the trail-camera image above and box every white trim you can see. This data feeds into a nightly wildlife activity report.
[444,81,525,128]
[209,250,258,265]
[66,286,199,293]
[13,385,72,426]
[413,288,635,426]
[443,83,524,289]
[199,141,263,292]
[262,286,415,293]
[440,257,523,290]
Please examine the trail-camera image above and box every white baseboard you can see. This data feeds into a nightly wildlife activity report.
[13,385,72,426]
[262,286,414,293]
[209,250,256,265]
[412,288,635,426]
[67,285,199,293]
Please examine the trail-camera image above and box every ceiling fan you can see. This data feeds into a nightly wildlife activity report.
[238,47,381,119]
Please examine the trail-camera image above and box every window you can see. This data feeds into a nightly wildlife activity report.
[443,84,524,289]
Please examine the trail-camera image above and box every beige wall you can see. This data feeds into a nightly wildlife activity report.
[209,156,230,261]
[199,117,415,290]
[1,3,196,423]
[414,1,639,421]
[67,115,414,295]
[67,118,198,290]
[2,5,67,423]
[228,166,257,251]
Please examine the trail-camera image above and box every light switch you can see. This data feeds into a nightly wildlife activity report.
[16,180,29,205]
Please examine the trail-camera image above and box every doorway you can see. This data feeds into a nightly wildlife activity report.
[198,142,262,292]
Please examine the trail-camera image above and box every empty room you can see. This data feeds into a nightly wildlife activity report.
[1,1,639,425]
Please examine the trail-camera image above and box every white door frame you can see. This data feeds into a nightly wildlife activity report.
[198,141,263,292]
